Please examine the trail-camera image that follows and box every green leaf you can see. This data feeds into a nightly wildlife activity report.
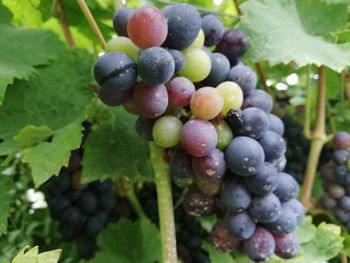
[22,119,83,187]
[88,218,161,263]
[82,108,153,184]
[12,246,61,263]
[202,242,234,263]
[0,25,65,104]
[0,174,13,234]
[13,125,54,147]
[294,216,316,244]
[0,2,13,24]
[0,50,93,138]
[240,0,350,72]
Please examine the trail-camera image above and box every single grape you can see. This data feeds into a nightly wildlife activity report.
[328,184,346,199]
[238,107,269,139]
[333,149,350,165]
[203,53,230,87]
[225,211,256,240]
[335,165,350,184]
[152,116,183,148]
[242,89,273,113]
[135,116,156,141]
[98,191,116,212]
[47,172,71,195]
[212,119,233,150]
[249,193,282,223]
[220,176,251,212]
[193,148,226,196]
[164,4,201,49]
[225,136,265,176]
[190,87,224,120]
[78,191,97,214]
[97,85,131,106]
[244,162,278,196]
[123,96,139,115]
[170,148,193,187]
[168,49,185,73]
[211,220,241,252]
[183,184,215,216]
[319,194,337,210]
[185,29,205,49]
[66,188,82,203]
[132,82,168,118]
[226,109,243,131]
[112,7,135,37]
[84,215,106,238]
[333,131,350,149]
[166,77,195,107]
[273,172,299,202]
[93,52,137,91]
[271,155,287,172]
[48,196,71,220]
[105,36,139,61]
[201,14,224,46]
[216,81,243,116]
[264,206,297,234]
[259,131,286,161]
[181,119,218,157]
[227,64,257,95]
[127,6,168,48]
[340,196,350,211]
[274,233,300,259]
[243,227,275,262]
[60,206,82,226]
[284,199,305,224]
[335,208,350,223]
[268,114,285,136]
[179,48,212,82]
[90,179,113,193]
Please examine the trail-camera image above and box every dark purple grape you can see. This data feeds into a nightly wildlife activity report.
[183,185,215,216]
[220,176,251,212]
[98,191,116,212]
[335,165,350,184]
[333,149,350,165]
[164,4,201,49]
[225,136,265,176]
[78,191,97,214]
[138,47,175,85]
[320,163,336,182]
[264,206,297,234]
[268,114,285,136]
[201,14,224,46]
[60,206,82,226]
[284,199,305,224]
[328,184,346,199]
[242,90,273,113]
[66,188,82,202]
[249,193,282,223]
[259,131,286,162]
[133,82,168,118]
[340,196,350,211]
[225,211,256,240]
[319,193,337,209]
[274,233,300,259]
[93,52,137,91]
[76,237,96,259]
[90,179,112,193]
[273,172,299,202]
[226,109,243,131]
[193,148,226,196]
[47,172,71,196]
[112,7,135,37]
[170,148,193,187]
[238,107,269,139]
[166,77,195,107]
[97,85,131,106]
[243,227,275,262]
[48,196,71,220]
[84,215,106,238]
[243,162,278,196]
[211,220,241,252]
[135,116,156,141]
[335,208,350,223]
[168,49,185,73]
[333,131,350,150]
[181,119,218,157]
[271,155,287,172]
[203,53,230,86]
[215,29,249,64]
[227,64,257,95]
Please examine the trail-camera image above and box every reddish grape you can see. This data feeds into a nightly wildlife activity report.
[274,233,300,259]
[190,87,224,120]
[243,227,275,262]
[333,131,350,149]
[166,77,195,107]
[183,184,215,216]
[211,220,241,252]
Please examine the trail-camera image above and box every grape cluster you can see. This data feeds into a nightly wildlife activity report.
[320,132,350,230]
[44,150,116,259]
[94,4,305,261]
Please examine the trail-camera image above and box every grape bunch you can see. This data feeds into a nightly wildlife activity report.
[93,3,305,261]
[44,150,116,259]
[319,132,350,230]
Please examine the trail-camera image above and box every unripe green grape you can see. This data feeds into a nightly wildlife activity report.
[179,48,211,82]
[152,116,183,148]
[212,119,233,150]
[216,81,243,116]
[184,29,205,50]
[105,36,139,61]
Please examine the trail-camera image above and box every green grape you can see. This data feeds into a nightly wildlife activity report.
[179,48,211,82]
[105,36,139,61]
[152,116,183,148]
[216,81,243,116]
[212,119,233,150]
[184,29,204,50]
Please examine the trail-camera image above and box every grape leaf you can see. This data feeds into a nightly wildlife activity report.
[202,242,234,263]
[0,2,12,24]
[240,0,350,72]
[0,25,65,104]
[88,218,161,263]
[82,108,154,184]
[294,216,316,244]
[12,246,61,263]
[13,125,54,147]
[22,119,83,188]
[0,174,13,234]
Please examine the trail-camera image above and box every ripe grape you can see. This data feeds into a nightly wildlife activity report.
[78,191,98,214]
[225,136,265,176]
[179,48,212,82]
[127,6,168,48]
[47,172,71,195]
[335,165,350,184]
[340,196,350,211]
[225,211,256,240]
[123,96,139,115]
[170,148,193,187]
[97,85,131,106]
[333,131,350,149]
[135,116,156,141]
[264,206,297,234]
[238,107,269,139]
[203,53,230,87]
[249,193,282,223]
[242,89,273,113]
[259,131,286,161]
[90,179,113,193]
[164,4,201,49]
[333,149,350,165]
[226,109,243,131]
[166,77,195,107]
[284,199,305,224]
[190,87,224,120]
[243,227,275,262]
[132,82,168,118]
[227,64,257,95]
[274,233,300,259]
[193,148,226,196]
[328,184,346,199]
[183,184,215,216]
[84,215,106,238]
[268,114,285,136]
[105,36,139,61]
[201,14,224,46]
[272,155,287,172]
[273,172,299,202]
[152,116,183,148]
[112,7,135,37]
[98,191,116,212]
[60,206,82,226]
[48,196,71,219]
[211,220,241,252]
[212,119,233,150]
[181,119,218,157]
[185,29,205,49]
[168,49,185,73]
[93,52,137,91]
[216,81,243,116]
[335,208,350,223]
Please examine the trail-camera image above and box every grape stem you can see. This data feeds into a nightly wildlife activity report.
[300,66,327,208]
[55,0,75,48]
[150,142,177,263]
[77,0,106,49]
[255,62,273,95]
[304,65,312,139]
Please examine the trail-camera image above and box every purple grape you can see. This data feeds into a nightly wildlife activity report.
[166,77,195,107]
[203,53,230,86]
[225,211,256,240]
[220,176,251,212]
[97,85,131,106]
[259,131,286,162]
[264,206,297,234]
[328,184,346,199]
[319,193,337,209]
[168,49,185,73]
[170,148,193,187]
[271,155,287,172]
[274,233,300,259]
[333,131,350,150]
[335,208,350,223]
[201,14,224,46]
[333,149,350,165]
[249,193,282,223]
[183,185,215,216]
[242,90,273,113]
[238,107,269,139]
[211,220,241,252]
[268,114,285,136]
[112,7,135,37]
[340,196,350,211]
[135,116,156,141]
[273,172,299,202]
[243,227,275,262]
[284,199,305,224]
[320,163,336,182]
[227,64,257,95]
[335,165,350,184]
